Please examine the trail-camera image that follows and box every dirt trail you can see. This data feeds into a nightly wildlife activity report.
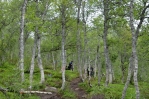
[70,77,87,99]
[38,77,104,99]
[70,77,104,99]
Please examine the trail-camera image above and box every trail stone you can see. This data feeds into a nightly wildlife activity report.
[75,88,79,90]
[45,87,57,92]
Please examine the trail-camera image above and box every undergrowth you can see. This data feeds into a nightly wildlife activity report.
[59,83,76,99]
[1,62,149,99]
[0,63,78,99]
[79,77,149,99]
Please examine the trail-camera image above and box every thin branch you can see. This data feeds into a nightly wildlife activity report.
[136,4,149,39]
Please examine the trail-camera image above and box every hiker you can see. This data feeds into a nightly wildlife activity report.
[67,61,73,71]
[87,67,94,77]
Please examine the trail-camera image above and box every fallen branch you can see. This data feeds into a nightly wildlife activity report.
[20,90,52,94]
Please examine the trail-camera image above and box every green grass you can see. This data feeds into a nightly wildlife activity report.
[59,83,76,99]
[79,77,149,99]
[0,63,78,99]
[1,62,149,99]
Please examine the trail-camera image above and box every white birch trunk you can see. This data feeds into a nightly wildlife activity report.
[82,0,87,80]
[122,1,148,98]
[129,0,140,98]
[76,0,83,81]
[34,0,49,84]
[37,33,45,84]
[103,0,113,86]
[29,32,37,88]
[121,57,133,99]
[61,4,66,90]
[19,0,27,82]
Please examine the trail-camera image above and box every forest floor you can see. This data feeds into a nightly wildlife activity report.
[37,77,104,99]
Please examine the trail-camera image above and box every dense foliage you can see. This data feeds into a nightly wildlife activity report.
[0,0,149,99]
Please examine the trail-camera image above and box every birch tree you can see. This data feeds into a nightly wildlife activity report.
[129,1,140,98]
[76,0,83,81]
[60,1,67,90]
[103,0,113,86]
[82,0,88,80]
[19,0,28,82]
[122,1,149,99]
[29,1,49,87]
[29,30,37,88]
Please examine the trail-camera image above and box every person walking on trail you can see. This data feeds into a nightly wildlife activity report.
[68,61,73,71]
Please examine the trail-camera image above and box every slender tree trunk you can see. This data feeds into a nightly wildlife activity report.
[97,44,101,86]
[103,0,113,86]
[34,0,49,84]
[129,0,140,98]
[29,32,37,88]
[52,52,56,70]
[19,0,27,82]
[82,0,87,80]
[122,1,149,99]
[76,0,83,81]
[88,52,91,87]
[61,4,66,90]
[94,55,97,77]
[65,50,67,68]
[37,33,45,83]
[120,53,125,83]
[51,36,56,70]
[121,57,133,99]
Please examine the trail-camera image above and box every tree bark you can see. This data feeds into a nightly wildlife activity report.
[76,0,83,81]
[103,0,113,86]
[82,0,87,80]
[94,55,97,77]
[61,3,66,90]
[29,31,37,88]
[129,0,140,98]
[19,0,28,82]
[122,1,149,99]
[121,57,133,99]
[37,33,45,83]
[34,0,49,84]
